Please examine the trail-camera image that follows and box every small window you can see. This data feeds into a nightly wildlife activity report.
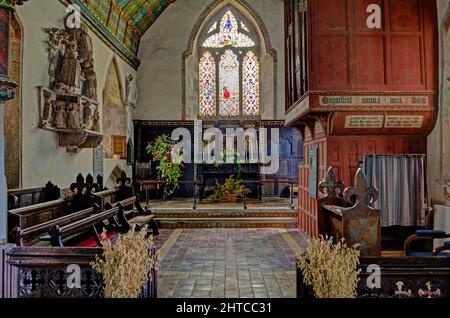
[111,135,126,160]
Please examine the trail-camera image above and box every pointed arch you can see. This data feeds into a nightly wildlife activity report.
[102,58,127,159]
[182,0,277,120]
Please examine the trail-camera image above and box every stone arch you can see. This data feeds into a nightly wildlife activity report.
[4,13,23,188]
[102,57,126,159]
[182,0,277,120]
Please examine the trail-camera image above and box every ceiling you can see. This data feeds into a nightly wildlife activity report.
[113,0,175,35]
[74,0,176,67]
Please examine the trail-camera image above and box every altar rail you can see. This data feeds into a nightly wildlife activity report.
[1,245,157,298]
[136,179,298,210]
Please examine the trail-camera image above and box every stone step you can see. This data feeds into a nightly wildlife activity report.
[156,217,298,229]
[154,208,298,219]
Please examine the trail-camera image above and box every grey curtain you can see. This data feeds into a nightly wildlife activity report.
[363,155,426,227]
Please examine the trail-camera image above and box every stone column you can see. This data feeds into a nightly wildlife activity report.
[0,1,18,243]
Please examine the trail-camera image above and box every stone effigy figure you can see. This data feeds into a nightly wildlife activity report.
[82,104,94,130]
[57,41,81,90]
[83,59,97,100]
[77,25,94,61]
[41,94,54,127]
[53,101,67,129]
[67,103,80,130]
[91,109,100,132]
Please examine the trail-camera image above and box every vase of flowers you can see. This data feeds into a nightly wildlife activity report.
[146,135,183,199]
[207,176,250,202]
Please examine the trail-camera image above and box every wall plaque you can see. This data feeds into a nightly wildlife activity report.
[345,115,384,128]
[385,115,424,128]
[320,96,429,106]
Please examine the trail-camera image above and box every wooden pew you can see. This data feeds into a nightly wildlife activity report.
[10,206,98,247]
[296,256,450,298]
[8,174,102,246]
[317,168,381,257]
[40,204,127,248]
[93,171,159,236]
[8,182,62,210]
[2,246,157,298]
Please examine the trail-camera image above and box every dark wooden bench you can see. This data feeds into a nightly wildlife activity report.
[8,174,103,246]
[8,182,62,210]
[1,246,157,298]
[40,204,128,248]
[10,206,98,247]
[93,172,159,236]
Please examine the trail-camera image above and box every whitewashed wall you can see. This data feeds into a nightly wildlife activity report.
[428,0,450,206]
[136,0,285,121]
[15,0,137,189]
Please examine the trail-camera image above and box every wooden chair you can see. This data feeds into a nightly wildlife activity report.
[404,230,450,257]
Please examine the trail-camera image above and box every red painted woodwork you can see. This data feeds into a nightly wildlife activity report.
[309,0,437,92]
[285,0,438,237]
[0,8,11,77]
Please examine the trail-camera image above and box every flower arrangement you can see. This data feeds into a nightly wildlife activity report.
[146,135,184,198]
[297,235,361,298]
[207,176,250,201]
[91,226,160,298]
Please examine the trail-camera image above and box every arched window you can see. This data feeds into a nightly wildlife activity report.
[199,9,260,118]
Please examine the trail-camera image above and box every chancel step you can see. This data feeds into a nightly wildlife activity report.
[156,217,298,229]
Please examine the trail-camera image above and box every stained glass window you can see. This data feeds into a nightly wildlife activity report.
[219,50,240,116]
[241,22,250,32]
[203,11,255,48]
[199,52,216,117]
[208,22,217,33]
[199,8,260,118]
[243,51,260,116]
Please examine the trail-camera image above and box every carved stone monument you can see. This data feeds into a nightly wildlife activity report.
[38,16,102,153]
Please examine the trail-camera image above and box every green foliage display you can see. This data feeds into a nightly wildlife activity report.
[146,135,183,198]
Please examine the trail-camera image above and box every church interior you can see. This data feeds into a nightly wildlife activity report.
[0,0,450,300]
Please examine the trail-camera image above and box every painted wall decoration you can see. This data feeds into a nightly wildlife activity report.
[69,0,175,68]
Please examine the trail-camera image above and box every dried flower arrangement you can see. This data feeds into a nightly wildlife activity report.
[206,176,250,201]
[297,235,361,298]
[91,226,160,298]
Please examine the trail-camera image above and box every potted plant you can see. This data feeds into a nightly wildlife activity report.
[146,135,184,199]
[207,176,250,202]
[297,235,361,298]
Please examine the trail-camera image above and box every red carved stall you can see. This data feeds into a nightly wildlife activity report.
[284,0,438,238]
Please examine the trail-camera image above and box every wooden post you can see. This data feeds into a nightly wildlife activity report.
[0,5,16,243]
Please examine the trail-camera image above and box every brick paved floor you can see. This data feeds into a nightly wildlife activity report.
[156,228,307,298]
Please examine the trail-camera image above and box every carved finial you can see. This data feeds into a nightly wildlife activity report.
[318,167,345,198]
[343,169,378,209]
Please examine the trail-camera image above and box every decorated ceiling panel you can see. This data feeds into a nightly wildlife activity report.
[69,0,175,68]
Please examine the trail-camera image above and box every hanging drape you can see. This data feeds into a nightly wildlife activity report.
[363,155,426,227]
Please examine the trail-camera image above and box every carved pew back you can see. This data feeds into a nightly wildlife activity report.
[318,168,381,256]
[3,246,157,298]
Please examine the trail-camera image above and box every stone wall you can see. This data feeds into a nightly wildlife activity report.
[136,0,285,121]
[428,0,450,206]
[14,0,137,189]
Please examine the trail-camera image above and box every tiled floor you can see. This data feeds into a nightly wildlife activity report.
[155,228,307,298]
